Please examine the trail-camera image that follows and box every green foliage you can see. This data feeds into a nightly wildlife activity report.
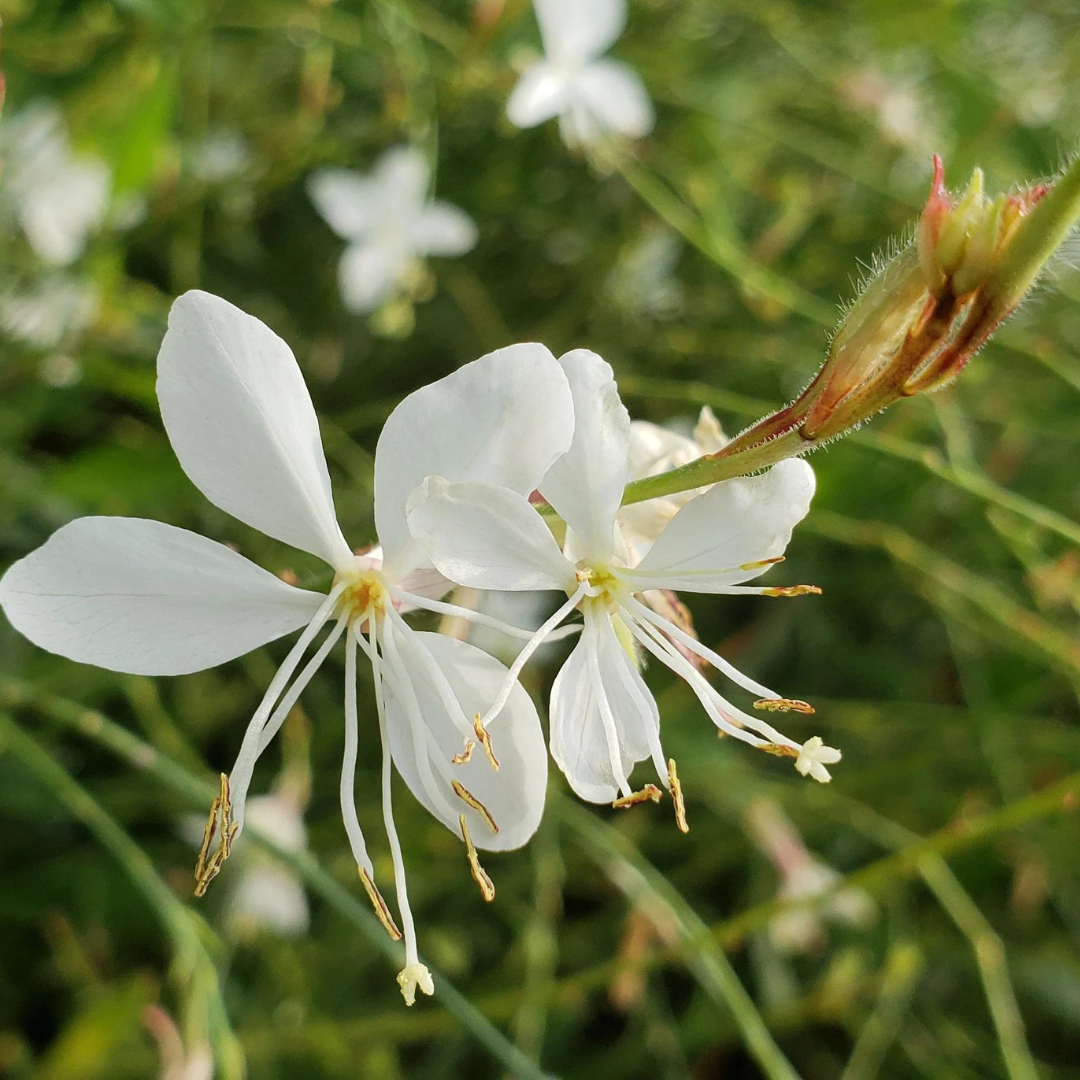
[2,0,1080,1076]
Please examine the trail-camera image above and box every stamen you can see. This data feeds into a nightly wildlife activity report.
[451,779,499,834]
[623,594,778,701]
[451,741,475,765]
[612,784,663,809]
[194,773,238,897]
[359,868,403,941]
[583,610,633,800]
[753,697,816,715]
[341,626,375,879]
[761,585,822,597]
[472,713,500,770]
[761,743,800,759]
[668,758,689,834]
[740,555,785,571]
[459,814,495,902]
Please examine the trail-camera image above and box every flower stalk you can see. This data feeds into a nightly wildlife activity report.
[622,151,1080,508]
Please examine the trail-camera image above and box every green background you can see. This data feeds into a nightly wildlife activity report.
[1,0,1080,1076]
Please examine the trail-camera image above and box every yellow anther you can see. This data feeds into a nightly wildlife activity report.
[754,697,816,715]
[359,868,403,941]
[472,713,500,770]
[451,740,475,765]
[612,784,664,809]
[760,742,800,759]
[761,584,822,597]
[194,773,237,898]
[451,779,499,834]
[739,555,785,571]
[667,759,689,834]
[459,814,495,902]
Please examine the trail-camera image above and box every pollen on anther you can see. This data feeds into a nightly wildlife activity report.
[762,584,822,597]
[359,868,403,941]
[667,759,689,834]
[452,740,475,765]
[472,714,500,770]
[612,784,663,809]
[459,814,495,902]
[451,779,499,834]
[754,697,816,715]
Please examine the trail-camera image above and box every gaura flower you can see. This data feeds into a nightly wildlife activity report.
[1,102,110,266]
[308,146,478,314]
[0,275,99,349]
[408,350,841,828]
[507,0,654,148]
[0,291,576,1003]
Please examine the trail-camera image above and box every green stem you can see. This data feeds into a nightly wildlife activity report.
[990,152,1080,313]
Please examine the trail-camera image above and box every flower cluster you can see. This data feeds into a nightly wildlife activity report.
[0,291,837,1002]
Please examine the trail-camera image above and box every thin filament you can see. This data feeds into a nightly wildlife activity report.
[480,583,589,730]
[340,625,374,877]
[228,582,347,832]
[623,593,777,700]
[369,618,420,967]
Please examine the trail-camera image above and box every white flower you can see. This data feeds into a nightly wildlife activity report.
[407,350,840,823]
[0,276,99,349]
[308,146,478,314]
[507,0,654,147]
[0,291,575,1001]
[2,102,110,266]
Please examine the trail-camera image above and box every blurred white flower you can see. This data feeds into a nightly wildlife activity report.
[620,406,727,562]
[507,0,654,147]
[0,291,572,1003]
[745,799,875,954]
[143,1006,213,1080]
[0,276,98,349]
[2,102,111,265]
[607,229,683,318]
[307,146,477,314]
[408,350,836,819]
[190,131,252,183]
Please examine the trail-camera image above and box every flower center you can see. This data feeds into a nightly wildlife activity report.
[575,562,623,603]
[334,561,391,624]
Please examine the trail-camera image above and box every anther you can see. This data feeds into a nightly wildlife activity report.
[667,759,689,834]
[760,743,800,759]
[740,556,785,571]
[754,697,816,715]
[612,784,663,810]
[359,868,403,941]
[459,814,495,902]
[194,773,237,897]
[451,740,475,765]
[762,584,822,597]
[472,713,500,770]
[451,779,499,834]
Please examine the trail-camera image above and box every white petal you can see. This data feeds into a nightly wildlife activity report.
[549,614,656,803]
[409,202,478,257]
[157,291,352,568]
[572,59,654,140]
[625,459,816,591]
[535,0,626,63]
[507,63,570,128]
[19,159,110,266]
[407,477,575,591]
[539,349,629,558]
[373,145,430,214]
[0,517,324,676]
[339,241,409,313]
[375,343,575,578]
[307,169,380,241]
[383,631,547,850]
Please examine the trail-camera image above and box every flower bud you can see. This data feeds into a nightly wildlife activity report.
[717,154,1056,456]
